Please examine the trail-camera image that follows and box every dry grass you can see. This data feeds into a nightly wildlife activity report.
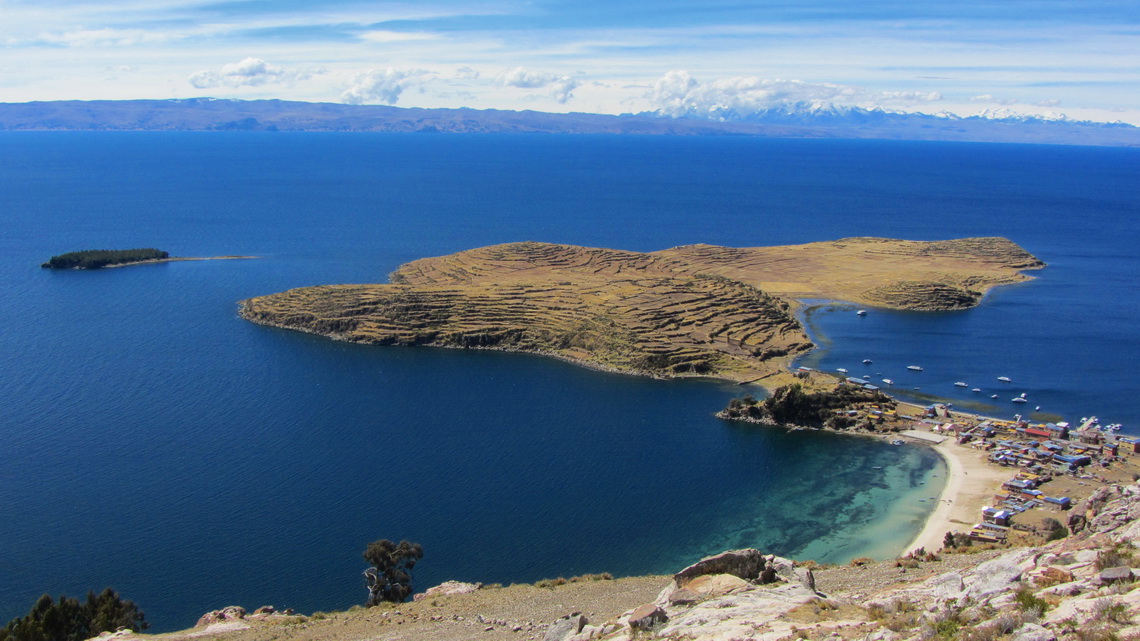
[240,238,1041,383]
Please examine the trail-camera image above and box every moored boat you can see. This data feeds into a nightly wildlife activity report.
[954,382,968,387]
[907,365,923,371]
[997,376,1012,383]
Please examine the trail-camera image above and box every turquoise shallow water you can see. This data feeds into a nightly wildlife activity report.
[1,133,1136,630]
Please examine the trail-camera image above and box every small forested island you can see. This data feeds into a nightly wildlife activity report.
[240,237,1043,387]
[41,248,169,269]
[42,249,257,270]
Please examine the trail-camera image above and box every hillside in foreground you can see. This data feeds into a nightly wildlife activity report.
[84,479,1140,641]
[239,237,1042,386]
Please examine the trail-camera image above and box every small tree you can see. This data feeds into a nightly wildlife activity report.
[363,539,424,605]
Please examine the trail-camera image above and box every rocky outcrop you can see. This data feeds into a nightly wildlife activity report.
[414,581,482,601]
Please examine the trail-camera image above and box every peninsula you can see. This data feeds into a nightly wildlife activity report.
[239,236,1042,387]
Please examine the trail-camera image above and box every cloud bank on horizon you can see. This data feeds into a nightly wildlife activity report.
[2,0,1138,124]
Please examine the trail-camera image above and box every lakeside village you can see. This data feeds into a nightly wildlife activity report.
[723,372,1139,549]
[916,404,1136,541]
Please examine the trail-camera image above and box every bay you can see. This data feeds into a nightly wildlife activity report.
[1,133,1136,630]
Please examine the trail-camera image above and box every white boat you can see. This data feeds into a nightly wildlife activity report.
[991,394,999,399]
[856,310,867,316]
[882,378,894,385]
[1013,397,1028,403]
[971,388,981,393]
[863,359,873,364]
[907,365,923,371]
[837,368,848,373]
[997,376,1012,383]
[954,382,968,387]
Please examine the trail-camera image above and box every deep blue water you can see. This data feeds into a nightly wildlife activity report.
[1,133,1137,630]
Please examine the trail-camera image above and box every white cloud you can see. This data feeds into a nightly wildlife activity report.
[358,30,440,44]
[648,70,942,119]
[455,66,480,79]
[496,67,580,104]
[341,68,429,105]
[188,58,318,89]
[34,28,174,47]
[971,94,1018,105]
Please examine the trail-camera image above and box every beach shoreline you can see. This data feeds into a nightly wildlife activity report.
[900,436,1007,555]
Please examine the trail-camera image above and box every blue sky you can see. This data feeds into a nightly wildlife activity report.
[3,0,1138,123]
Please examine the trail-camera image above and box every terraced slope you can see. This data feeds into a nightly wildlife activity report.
[239,238,1042,383]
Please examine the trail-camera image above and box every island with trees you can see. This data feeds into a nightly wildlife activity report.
[41,249,256,270]
[41,249,170,269]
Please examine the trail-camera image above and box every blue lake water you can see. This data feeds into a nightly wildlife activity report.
[0,133,1137,630]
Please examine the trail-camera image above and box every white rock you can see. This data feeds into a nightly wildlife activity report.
[1011,622,1056,641]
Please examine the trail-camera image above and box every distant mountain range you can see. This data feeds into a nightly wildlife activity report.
[1,98,1137,146]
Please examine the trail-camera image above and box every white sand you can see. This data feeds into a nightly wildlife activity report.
[904,436,1010,554]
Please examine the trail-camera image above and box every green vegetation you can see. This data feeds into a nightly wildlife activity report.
[0,589,147,641]
[41,249,169,269]
[720,384,895,428]
[363,539,424,605]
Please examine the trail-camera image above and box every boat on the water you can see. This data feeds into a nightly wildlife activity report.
[997,376,1012,383]
[856,310,867,316]
[882,378,894,385]
[863,359,873,364]
[1013,397,1028,403]
[971,388,981,393]
[991,394,999,399]
[837,368,848,373]
[954,382,968,387]
[907,365,923,371]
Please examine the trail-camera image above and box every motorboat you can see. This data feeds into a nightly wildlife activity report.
[997,376,1012,383]
[954,382,968,387]
[991,394,999,399]
[907,365,923,371]
[882,378,894,385]
[1013,397,1028,403]
[863,359,873,364]
[856,310,867,316]
[971,388,981,393]
[837,368,848,373]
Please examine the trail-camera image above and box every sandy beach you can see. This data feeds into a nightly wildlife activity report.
[904,435,1011,554]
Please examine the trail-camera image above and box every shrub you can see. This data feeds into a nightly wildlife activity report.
[1092,597,1131,625]
[1043,517,1069,541]
[0,589,147,641]
[1013,587,1049,615]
